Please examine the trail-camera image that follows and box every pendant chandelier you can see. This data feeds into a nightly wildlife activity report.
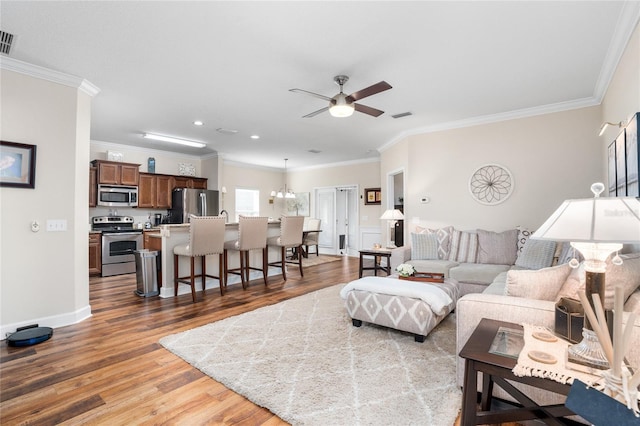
[271,158,296,199]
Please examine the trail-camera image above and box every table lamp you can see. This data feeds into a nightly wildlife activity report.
[380,209,404,248]
[532,183,640,369]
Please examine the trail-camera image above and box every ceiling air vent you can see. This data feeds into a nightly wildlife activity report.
[308,149,321,154]
[0,31,14,55]
[391,112,413,119]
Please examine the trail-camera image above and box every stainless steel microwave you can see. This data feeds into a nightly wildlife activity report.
[97,185,138,207]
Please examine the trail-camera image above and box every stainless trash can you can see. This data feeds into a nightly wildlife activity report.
[134,249,159,297]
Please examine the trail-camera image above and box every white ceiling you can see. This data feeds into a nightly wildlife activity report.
[2,1,638,169]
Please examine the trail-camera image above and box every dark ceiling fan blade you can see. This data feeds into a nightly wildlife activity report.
[354,103,384,117]
[302,106,329,118]
[347,81,392,102]
[289,88,333,102]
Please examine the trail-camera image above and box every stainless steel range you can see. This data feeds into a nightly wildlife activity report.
[92,216,143,277]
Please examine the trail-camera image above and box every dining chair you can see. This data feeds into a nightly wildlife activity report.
[173,215,226,303]
[303,218,321,256]
[267,216,305,281]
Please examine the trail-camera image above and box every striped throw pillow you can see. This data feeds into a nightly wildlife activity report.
[448,230,478,263]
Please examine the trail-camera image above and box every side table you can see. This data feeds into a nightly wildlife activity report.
[358,249,392,278]
[459,318,576,425]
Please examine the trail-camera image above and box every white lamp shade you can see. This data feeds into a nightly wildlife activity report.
[380,209,405,220]
[532,196,640,243]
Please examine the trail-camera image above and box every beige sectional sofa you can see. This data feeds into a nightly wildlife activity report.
[401,225,640,412]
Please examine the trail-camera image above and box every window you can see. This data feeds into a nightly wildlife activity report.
[235,188,260,221]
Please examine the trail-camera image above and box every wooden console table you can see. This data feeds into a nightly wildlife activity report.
[459,318,576,425]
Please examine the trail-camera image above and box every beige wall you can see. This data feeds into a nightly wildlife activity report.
[90,141,207,178]
[1,68,94,334]
[288,160,381,228]
[600,20,640,178]
[381,106,603,233]
[221,161,285,221]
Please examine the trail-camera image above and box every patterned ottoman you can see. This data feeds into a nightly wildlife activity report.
[339,276,459,342]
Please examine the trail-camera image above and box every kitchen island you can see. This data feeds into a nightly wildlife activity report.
[150,221,284,298]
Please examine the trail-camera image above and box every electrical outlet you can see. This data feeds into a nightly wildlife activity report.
[46,219,67,232]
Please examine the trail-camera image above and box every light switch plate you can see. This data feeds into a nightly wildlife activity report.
[46,219,67,232]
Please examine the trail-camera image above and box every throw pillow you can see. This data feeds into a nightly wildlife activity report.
[603,253,640,309]
[555,253,640,309]
[514,238,557,270]
[516,226,533,259]
[448,229,478,263]
[410,232,439,260]
[477,229,518,265]
[415,225,453,259]
[505,263,572,301]
[555,263,585,301]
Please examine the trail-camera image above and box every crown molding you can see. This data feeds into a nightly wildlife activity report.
[0,56,100,97]
[592,1,640,103]
[379,96,599,153]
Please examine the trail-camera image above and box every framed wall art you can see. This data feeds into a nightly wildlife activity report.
[364,188,381,205]
[0,141,37,189]
[608,112,639,198]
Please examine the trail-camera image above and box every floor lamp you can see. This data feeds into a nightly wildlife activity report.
[380,209,404,248]
[532,183,640,369]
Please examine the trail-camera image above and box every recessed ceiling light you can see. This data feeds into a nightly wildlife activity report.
[193,120,204,126]
[143,133,206,148]
[250,135,260,140]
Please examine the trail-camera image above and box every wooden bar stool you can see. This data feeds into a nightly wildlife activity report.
[224,216,269,289]
[173,215,226,303]
[267,216,304,281]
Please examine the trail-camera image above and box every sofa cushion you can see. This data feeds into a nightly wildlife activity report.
[449,263,511,285]
[515,238,557,270]
[410,232,439,260]
[448,230,478,263]
[406,259,459,277]
[624,289,640,315]
[415,225,453,260]
[505,263,572,301]
[477,229,517,265]
[555,263,584,302]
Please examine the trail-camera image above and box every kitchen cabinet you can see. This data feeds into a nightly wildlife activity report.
[89,233,102,276]
[172,176,208,189]
[91,160,140,186]
[138,173,180,208]
[144,230,162,249]
[89,167,97,207]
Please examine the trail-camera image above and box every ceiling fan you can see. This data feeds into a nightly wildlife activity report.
[290,75,392,118]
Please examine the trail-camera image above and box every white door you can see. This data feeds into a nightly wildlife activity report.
[316,188,336,253]
[315,186,359,255]
[337,187,358,256]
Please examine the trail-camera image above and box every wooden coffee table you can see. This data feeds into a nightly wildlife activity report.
[459,318,576,425]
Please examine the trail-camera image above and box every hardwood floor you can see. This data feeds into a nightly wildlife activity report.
[1,256,519,425]
[1,257,358,425]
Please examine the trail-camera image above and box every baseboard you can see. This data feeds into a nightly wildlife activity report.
[1,305,92,341]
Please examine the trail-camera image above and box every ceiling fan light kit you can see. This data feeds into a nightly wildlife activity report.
[291,75,392,119]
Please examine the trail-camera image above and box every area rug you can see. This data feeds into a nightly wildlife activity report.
[160,285,461,425]
[301,254,343,267]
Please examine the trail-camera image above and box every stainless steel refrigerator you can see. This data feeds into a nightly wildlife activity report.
[169,188,219,223]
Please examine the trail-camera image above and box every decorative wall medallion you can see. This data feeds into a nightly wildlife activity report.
[178,163,196,176]
[468,164,513,205]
